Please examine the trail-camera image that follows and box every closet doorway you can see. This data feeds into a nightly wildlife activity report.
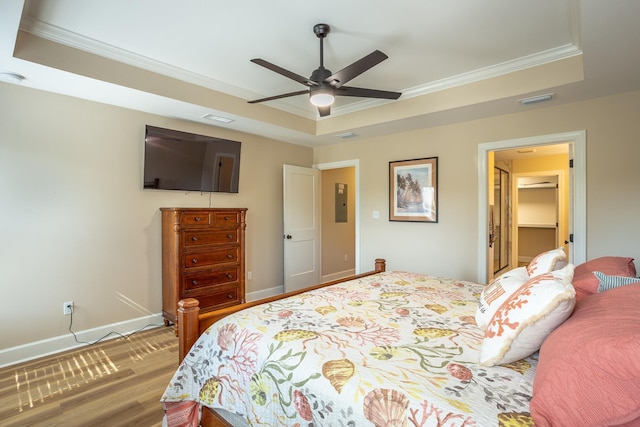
[492,148,568,277]
[514,172,563,267]
[320,166,356,282]
[317,160,360,281]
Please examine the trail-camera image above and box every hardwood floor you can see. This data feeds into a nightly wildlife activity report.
[0,326,178,427]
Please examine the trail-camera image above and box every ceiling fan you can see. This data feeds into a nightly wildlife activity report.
[248,23,402,117]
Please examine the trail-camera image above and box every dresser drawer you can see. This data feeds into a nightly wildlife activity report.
[193,286,241,309]
[212,212,241,227]
[180,211,213,226]
[183,229,238,247]
[184,247,239,268]
[183,268,239,291]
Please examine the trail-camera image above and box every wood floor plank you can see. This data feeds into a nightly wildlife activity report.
[0,326,178,426]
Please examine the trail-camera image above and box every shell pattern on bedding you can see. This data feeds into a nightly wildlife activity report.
[162,271,536,426]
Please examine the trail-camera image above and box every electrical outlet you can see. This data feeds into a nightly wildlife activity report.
[247,271,252,280]
[63,301,74,315]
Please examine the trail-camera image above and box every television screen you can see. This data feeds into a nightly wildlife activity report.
[143,125,241,193]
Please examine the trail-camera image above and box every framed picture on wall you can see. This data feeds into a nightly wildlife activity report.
[389,157,438,222]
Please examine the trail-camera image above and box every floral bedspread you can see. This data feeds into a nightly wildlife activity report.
[161,271,536,426]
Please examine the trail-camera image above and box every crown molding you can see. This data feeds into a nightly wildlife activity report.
[20,14,582,121]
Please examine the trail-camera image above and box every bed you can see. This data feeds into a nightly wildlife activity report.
[161,254,640,427]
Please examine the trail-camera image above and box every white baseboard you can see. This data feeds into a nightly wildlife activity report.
[1,282,343,368]
[322,269,356,283]
[246,272,354,303]
[0,313,164,368]
[246,285,283,302]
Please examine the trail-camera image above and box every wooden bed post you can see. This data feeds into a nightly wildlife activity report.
[177,298,200,362]
[375,258,386,273]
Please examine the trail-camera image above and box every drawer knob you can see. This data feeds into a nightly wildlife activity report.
[224,216,230,221]
[192,236,198,241]
[192,280,198,285]
[192,258,198,264]
[227,234,233,239]
[226,273,232,279]
[227,294,234,299]
[226,254,233,259]
[194,216,201,222]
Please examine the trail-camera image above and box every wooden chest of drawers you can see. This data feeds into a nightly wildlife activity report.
[160,207,247,325]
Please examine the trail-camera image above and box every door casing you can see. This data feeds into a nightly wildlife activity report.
[478,131,586,283]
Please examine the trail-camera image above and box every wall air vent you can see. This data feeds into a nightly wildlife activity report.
[335,132,357,139]
[201,113,234,123]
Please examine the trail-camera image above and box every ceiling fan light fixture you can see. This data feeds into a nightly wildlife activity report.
[309,87,335,107]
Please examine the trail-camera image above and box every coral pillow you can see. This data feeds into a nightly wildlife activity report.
[530,284,640,427]
[572,256,636,301]
[475,267,529,330]
[526,247,567,277]
[479,264,575,366]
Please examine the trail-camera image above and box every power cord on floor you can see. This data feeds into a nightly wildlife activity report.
[67,309,165,345]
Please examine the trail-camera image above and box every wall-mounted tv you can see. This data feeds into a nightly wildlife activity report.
[143,125,241,193]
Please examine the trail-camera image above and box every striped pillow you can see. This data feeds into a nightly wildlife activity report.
[594,271,640,292]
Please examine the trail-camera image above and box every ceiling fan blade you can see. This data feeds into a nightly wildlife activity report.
[318,105,331,117]
[337,86,402,100]
[248,90,309,104]
[250,59,318,87]
[324,50,388,88]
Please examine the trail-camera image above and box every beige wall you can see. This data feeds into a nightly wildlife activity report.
[518,227,556,261]
[0,82,312,356]
[314,90,640,280]
[321,167,356,280]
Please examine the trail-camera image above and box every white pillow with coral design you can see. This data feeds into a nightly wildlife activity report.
[526,247,567,277]
[479,264,575,366]
[476,267,529,330]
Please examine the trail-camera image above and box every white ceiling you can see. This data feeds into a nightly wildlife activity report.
[1,0,640,147]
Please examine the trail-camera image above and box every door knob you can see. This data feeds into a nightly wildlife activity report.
[284,234,292,239]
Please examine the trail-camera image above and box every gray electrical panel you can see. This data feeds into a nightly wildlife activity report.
[335,183,347,222]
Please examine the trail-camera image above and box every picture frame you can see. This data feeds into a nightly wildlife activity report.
[389,157,438,222]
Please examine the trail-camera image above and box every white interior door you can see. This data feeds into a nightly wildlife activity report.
[283,164,320,292]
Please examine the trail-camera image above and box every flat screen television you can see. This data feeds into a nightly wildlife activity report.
[143,125,241,193]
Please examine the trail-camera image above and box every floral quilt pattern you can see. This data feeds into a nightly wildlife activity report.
[162,271,536,426]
